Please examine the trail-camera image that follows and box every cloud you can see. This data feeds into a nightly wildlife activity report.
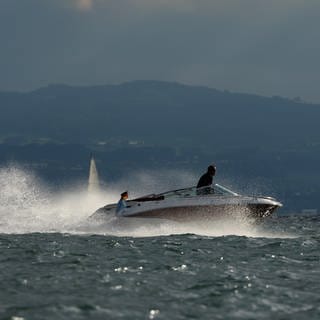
[70,0,311,14]
[74,0,93,11]
[1,0,320,101]
[69,0,195,13]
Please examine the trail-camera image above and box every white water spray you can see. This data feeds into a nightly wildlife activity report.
[0,165,290,238]
[88,154,100,193]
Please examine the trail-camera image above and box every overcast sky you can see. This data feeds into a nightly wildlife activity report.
[1,0,320,101]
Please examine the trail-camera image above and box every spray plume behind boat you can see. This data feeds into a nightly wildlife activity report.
[88,154,100,193]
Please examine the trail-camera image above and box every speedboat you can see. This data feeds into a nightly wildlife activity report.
[90,184,282,222]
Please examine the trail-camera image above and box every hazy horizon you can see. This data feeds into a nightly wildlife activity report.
[1,0,320,102]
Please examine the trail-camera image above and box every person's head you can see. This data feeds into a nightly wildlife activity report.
[121,191,128,200]
[207,165,216,176]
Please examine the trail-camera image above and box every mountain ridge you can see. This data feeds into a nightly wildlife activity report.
[1,80,319,149]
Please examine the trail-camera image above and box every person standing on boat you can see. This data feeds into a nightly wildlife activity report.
[116,191,129,215]
[196,165,216,193]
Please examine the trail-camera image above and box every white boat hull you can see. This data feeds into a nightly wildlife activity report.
[91,195,281,222]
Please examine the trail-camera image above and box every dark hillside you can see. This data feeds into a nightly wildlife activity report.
[1,81,319,150]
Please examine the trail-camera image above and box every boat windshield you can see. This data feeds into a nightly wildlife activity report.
[159,183,239,199]
[214,184,239,196]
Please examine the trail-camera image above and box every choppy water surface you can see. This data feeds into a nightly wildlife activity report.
[0,166,320,319]
[0,217,319,320]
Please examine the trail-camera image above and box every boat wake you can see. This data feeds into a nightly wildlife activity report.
[0,165,290,238]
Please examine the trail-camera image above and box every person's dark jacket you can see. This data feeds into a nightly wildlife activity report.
[196,172,213,188]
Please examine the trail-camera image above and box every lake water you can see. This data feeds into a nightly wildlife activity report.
[0,166,319,319]
[1,216,319,320]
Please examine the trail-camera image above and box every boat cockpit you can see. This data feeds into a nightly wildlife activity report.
[129,184,239,203]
